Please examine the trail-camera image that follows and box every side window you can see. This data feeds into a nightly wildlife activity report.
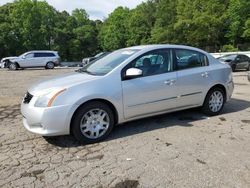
[25,53,34,59]
[175,49,208,70]
[34,53,55,57]
[128,49,173,77]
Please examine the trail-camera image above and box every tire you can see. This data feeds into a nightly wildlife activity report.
[202,87,225,116]
[247,64,250,71]
[71,101,115,144]
[8,62,18,71]
[231,64,236,72]
[45,62,55,69]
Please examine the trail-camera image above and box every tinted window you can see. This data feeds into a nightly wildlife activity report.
[34,53,55,57]
[175,49,208,70]
[126,49,173,77]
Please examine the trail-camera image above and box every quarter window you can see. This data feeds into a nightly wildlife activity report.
[175,49,208,70]
[127,49,173,77]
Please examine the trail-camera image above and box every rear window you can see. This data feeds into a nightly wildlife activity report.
[34,53,56,57]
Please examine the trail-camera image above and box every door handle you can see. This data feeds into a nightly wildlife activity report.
[164,79,176,85]
[201,72,209,78]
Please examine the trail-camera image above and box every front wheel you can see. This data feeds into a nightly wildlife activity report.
[202,88,225,116]
[9,62,18,71]
[71,101,115,144]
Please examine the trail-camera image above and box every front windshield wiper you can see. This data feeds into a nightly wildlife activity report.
[75,68,103,76]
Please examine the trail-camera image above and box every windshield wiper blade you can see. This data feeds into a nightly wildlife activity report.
[75,69,95,75]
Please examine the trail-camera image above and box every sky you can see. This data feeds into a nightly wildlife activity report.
[0,0,147,20]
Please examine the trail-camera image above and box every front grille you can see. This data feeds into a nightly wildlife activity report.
[23,92,33,104]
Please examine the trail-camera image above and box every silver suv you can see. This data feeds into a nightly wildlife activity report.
[3,51,60,70]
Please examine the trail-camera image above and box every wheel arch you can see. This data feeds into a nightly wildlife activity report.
[69,98,119,135]
[203,84,227,105]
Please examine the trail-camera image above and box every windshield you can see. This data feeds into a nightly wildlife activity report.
[218,55,237,61]
[77,49,140,75]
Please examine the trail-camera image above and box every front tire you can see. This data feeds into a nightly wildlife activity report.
[202,87,225,116]
[8,62,18,71]
[45,62,55,69]
[71,101,115,144]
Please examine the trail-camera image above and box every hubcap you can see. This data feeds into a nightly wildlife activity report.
[10,64,16,70]
[80,109,110,139]
[47,63,54,69]
[209,91,224,112]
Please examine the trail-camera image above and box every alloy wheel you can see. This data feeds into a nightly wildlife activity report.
[209,91,224,112]
[80,108,110,139]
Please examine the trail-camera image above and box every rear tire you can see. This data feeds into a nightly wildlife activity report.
[202,87,225,116]
[71,101,115,144]
[45,62,55,69]
[8,62,18,71]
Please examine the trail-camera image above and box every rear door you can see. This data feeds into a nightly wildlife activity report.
[122,49,177,119]
[174,49,211,108]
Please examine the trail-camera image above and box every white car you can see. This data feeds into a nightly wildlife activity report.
[21,45,234,144]
[2,51,60,70]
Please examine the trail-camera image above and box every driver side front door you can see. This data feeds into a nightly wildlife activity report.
[122,49,177,119]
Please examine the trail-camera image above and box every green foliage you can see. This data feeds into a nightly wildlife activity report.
[222,44,238,52]
[98,7,130,51]
[0,0,249,60]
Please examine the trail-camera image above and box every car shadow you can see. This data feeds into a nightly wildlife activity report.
[45,97,250,147]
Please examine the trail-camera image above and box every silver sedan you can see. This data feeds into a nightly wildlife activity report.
[21,45,234,144]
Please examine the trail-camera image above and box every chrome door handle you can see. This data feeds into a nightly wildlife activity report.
[164,79,176,85]
[201,72,209,78]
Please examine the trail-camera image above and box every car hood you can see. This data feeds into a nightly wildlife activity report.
[29,72,100,96]
[1,56,18,62]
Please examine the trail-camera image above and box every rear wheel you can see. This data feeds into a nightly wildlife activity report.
[45,62,55,69]
[202,87,225,116]
[71,101,114,144]
[8,62,18,71]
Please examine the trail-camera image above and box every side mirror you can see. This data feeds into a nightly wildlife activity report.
[235,57,240,62]
[22,56,26,59]
[125,68,142,79]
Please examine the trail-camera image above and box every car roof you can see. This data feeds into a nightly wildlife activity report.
[27,50,58,53]
[124,44,208,54]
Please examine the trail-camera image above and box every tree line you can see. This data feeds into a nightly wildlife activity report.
[0,0,249,61]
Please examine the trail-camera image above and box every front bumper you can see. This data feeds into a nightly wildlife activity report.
[21,100,75,136]
[226,81,234,101]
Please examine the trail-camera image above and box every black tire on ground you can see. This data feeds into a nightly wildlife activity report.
[231,64,236,72]
[71,101,115,144]
[45,62,55,69]
[8,62,18,71]
[202,87,226,116]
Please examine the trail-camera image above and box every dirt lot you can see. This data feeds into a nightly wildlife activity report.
[0,68,250,188]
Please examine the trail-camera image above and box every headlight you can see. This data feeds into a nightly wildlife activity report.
[34,88,66,107]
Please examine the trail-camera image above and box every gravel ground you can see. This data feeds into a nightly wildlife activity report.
[0,68,250,188]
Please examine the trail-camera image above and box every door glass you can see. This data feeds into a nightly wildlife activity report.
[129,49,173,77]
[25,53,34,59]
[175,49,208,70]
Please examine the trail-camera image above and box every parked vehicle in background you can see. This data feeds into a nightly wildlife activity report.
[82,52,110,66]
[3,51,60,70]
[217,54,250,72]
[21,45,234,144]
